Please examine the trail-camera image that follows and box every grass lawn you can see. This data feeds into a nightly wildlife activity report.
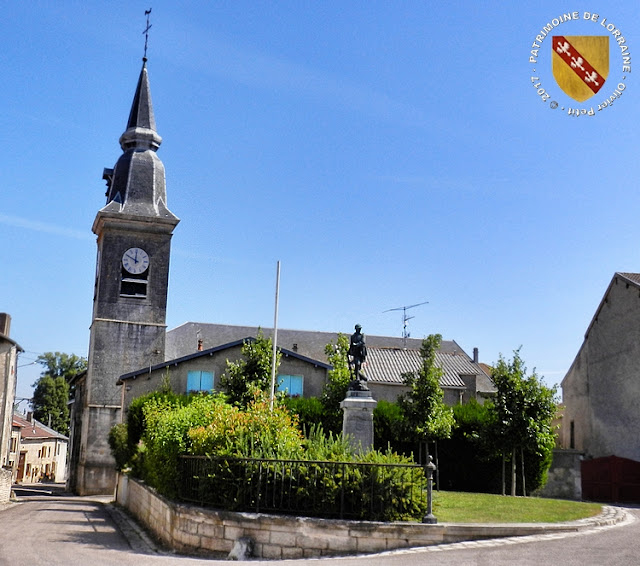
[432,491,603,523]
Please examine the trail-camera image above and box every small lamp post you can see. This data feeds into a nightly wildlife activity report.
[422,455,437,524]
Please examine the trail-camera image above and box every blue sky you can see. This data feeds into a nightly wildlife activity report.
[2,2,638,404]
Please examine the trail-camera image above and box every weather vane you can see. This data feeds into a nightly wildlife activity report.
[143,8,152,61]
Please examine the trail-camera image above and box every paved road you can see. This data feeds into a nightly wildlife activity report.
[1,486,637,565]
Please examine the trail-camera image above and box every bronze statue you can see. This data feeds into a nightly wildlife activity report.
[348,324,368,389]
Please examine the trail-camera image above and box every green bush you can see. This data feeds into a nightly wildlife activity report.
[437,400,501,493]
[303,425,354,460]
[108,422,129,472]
[373,400,404,447]
[283,396,327,435]
[188,396,304,460]
[142,393,231,497]
[111,390,430,521]
[357,450,427,521]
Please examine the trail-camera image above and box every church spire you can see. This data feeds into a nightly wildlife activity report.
[100,58,177,222]
[119,60,162,151]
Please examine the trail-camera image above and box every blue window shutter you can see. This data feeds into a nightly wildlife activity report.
[277,375,303,397]
[201,371,214,391]
[277,375,289,393]
[187,371,200,392]
[289,376,303,396]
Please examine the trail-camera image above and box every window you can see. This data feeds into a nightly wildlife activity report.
[277,375,303,397]
[187,370,214,393]
[120,270,148,298]
[570,420,575,449]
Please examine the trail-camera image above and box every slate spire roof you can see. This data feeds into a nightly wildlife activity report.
[119,59,162,152]
[97,58,178,224]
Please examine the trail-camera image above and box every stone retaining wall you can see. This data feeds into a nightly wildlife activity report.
[116,475,604,560]
[0,468,11,503]
[536,449,583,500]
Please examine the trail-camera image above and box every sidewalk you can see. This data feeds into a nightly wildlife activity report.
[5,485,633,557]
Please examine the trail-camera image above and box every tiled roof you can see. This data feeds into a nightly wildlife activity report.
[12,413,68,441]
[166,322,464,364]
[119,337,331,382]
[365,347,484,388]
[617,272,640,286]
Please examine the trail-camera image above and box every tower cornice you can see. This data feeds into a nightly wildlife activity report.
[92,209,179,237]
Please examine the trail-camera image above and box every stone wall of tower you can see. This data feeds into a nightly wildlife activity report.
[69,60,178,496]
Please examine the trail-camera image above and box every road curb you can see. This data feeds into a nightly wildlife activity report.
[105,502,163,555]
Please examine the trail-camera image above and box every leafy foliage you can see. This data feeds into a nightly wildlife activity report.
[35,352,87,381]
[108,422,129,472]
[140,393,227,496]
[112,389,428,520]
[319,333,352,433]
[488,349,558,494]
[188,394,304,459]
[219,331,281,407]
[437,400,502,493]
[373,399,406,450]
[397,334,454,443]
[356,449,427,521]
[31,352,86,435]
[283,396,327,434]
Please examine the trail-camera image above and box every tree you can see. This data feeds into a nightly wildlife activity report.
[220,331,281,407]
[397,334,454,459]
[32,352,87,435]
[489,349,557,496]
[320,333,352,433]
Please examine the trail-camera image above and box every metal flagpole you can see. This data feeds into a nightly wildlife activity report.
[269,261,281,410]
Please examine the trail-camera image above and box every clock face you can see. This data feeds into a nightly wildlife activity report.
[122,247,150,274]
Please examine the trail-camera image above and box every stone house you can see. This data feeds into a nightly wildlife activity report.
[365,346,495,403]
[12,413,69,483]
[561,272,640,461]
[0,313,22,502]
[118,337,331,411]
[117,322,493,408]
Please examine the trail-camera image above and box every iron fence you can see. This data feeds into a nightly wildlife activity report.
[178,455,427,521]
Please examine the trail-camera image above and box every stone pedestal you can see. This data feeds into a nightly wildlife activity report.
[340,390,377,454]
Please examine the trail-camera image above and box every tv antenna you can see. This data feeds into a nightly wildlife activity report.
[383,301,428,347]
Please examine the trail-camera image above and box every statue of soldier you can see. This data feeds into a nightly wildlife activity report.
[348,324,368,389]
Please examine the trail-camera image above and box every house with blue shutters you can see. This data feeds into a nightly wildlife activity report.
[118,335,331,410]
[118,322,493,411]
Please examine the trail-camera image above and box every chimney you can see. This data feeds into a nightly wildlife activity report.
[0,313,11,336]
[197,339,203,352]
[473,347,479,364]
[26,412,33,423]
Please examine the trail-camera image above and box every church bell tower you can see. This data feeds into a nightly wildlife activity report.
[69,57,179,495]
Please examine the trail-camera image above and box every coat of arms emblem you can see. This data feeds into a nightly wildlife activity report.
[552,36,609,102]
